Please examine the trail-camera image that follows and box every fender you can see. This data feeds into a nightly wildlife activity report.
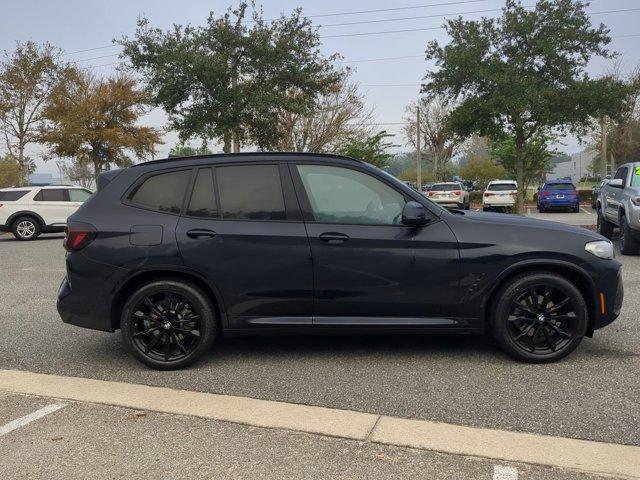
[111,264,229,329]
[5,210,47,228]
[480,258,597,324]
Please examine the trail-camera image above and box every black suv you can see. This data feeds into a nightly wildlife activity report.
[57,153,623,369]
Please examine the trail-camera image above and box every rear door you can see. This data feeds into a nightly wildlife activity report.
[175,162,313,328]
[33,188,71,225]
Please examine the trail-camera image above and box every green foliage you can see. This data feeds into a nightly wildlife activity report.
[459,155,508,190]
[422,0,631,211]
[336,131,396,168]
[169,143,213,157]
[0,156,22,188]
[120,2,342,152]
[489,134,554,191]
[41,71,163,180]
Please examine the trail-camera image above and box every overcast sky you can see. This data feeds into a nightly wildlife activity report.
[3,0,639,174]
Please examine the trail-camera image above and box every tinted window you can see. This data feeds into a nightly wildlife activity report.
[614,167,628,185]
[632,166,640,187]
[68,189,92,202]
[431,184,461,191]
[545,183,575,191]
[187,168,218,218]
[130,170,191,214]
[0,190,29,201]
[217,165,286,221]
[487,183,517,191]
[37,189,68,201]
[297,164,405,225]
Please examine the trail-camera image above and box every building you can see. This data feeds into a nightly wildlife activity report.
[550,148,597,183]
[28,173,72,186]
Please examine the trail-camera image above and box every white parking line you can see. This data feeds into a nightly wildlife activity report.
[493,465,518,480]
[0,403,66,436]
[581,207,593,215]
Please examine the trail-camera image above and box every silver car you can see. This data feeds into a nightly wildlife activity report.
[596,162,640,255]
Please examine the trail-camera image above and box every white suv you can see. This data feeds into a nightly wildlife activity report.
[483,180,518,211]
[0,186,92,240]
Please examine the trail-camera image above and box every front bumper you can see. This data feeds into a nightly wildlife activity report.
[590,262,623,331]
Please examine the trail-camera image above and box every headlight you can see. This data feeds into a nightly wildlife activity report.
[585,240,614,259]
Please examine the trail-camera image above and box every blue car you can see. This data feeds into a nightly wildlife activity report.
[537,180,580,213]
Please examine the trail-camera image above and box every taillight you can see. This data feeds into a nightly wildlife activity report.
[484,192,493,197]
[541,191,551,197]
[64,222,96,252]
[428,191,435,197]
[452,191,461,196]
[569,190,578,196]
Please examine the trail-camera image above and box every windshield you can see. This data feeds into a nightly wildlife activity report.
[431,183,460,191]
[487,183,516,191]
[545,183,574,191]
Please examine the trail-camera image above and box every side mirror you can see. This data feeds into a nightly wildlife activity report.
[609,178,624,188]
[402,201,430,226]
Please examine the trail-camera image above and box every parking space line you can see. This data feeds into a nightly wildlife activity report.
[493,465,518,480]
[0,403,66,437]
[581,207,593,215]
[1,370,639,479]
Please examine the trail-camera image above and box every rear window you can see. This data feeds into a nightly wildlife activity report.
[129,170,191,214]
[217,165,286,221]
[487,183,517,191]
[0,190,29,201]
[430,184,460,191]
[545,183,574,191]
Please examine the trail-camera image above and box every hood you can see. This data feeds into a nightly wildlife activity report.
[449,210,603,241]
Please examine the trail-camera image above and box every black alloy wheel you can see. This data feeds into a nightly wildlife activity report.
[121,280,217,369]
[490,272,587,363]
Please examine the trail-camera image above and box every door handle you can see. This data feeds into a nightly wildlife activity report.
[186,229,217,239]
[319,232,349,244]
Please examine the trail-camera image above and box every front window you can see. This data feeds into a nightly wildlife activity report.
[631,166,640,187]
[296,164,406,225]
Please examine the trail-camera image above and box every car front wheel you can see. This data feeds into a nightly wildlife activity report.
[11,216,41,241]
[121,280,217,369]
[619,216,640,255]
[490,272,587,363]
[596,210,613,239]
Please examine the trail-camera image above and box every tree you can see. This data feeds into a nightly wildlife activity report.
[169,143,213,157]
[336,131,396,168]
[0,155,22,187]
[41,71,162,180]
[276,79,372,152]
[57,160,94,189]
[422,0,631,212]
[0,41,70,182]
[460,155,507,190]
[490,133,554,193]
[120,2,341,153]
[403,95,464,180]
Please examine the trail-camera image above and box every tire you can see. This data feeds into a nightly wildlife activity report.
[489,272,588,363]
[537,204,545,213]
[482,206,490,212]
[572,205,580,213]
[464,201,470,210]
[596,210,613,239]
[121,280,217,369]
[11,216,41,241]
[619,215,640,255]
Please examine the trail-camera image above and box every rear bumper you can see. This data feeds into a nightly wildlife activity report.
[57,276,114,332]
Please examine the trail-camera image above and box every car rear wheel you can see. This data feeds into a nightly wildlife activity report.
[537,204,545,213]
[596,210,613,239]
[121,280,217,369]
[490,272,587,363]
[572,205,580,213]
[11,216,41,241]
[619,216,639,255]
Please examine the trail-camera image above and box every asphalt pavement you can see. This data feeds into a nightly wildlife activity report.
[0,226,638,453]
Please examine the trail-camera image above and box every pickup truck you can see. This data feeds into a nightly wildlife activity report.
[596,161,640,255]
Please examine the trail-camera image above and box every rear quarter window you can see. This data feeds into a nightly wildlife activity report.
[128,170,192,214]
[0,190,29,201]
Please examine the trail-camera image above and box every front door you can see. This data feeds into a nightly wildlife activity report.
[291,162,460,325]
[176,163,313,328]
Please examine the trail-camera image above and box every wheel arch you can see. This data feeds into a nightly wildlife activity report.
[110,268,227,332]
[482,260,597,337]
[6,210,46,228]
